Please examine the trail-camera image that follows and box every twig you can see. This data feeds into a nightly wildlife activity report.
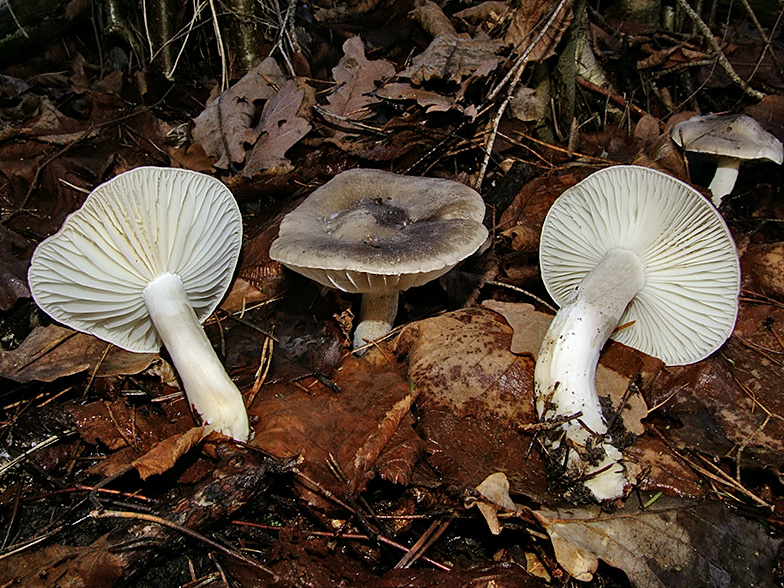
[476,0,570,191]
[207,0,228,91]
[91,509,278,579]
[673,0,766,100]
[738,0,784,82]
[576,77,662,128]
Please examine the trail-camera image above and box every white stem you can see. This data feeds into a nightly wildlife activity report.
[143,273,250,441]
[535,248,645,501]
[708,156,741,207]
[353,290,399,350]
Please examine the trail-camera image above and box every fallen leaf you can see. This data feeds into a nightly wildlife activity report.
[250,351,416,505]
[536,497,783,587]
[504,0,572,63]
[400,34,503,85]
[191,57,286,169]
[376,82,459,113]
[324,36,395,135]
[0,324,156,383]
[132,426,209,480]
[469,471,519,534]
[396,307,551,503]
[0,225,30,310]
[242,80,312,178]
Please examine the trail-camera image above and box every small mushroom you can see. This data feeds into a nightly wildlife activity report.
[536,165,739,501]
[28,167,250,441]
[269,169,488,349]
[671,113,783,207]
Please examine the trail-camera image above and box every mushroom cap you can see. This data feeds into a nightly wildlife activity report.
[28,167,243,353]
[269,169,488,293]
[671,113,783,164]
[539,165,740,366]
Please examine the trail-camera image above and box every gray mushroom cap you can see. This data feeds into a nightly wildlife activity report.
[269,168,488,293]
[671,113,783,164]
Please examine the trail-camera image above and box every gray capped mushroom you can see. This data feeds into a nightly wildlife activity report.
[28,166,250,441]
[269,168,488,349]
[536,165,739,501]
[671,113,783,207]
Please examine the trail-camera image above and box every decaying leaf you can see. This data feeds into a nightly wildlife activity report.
[324,36,395,132]
[400,34,504,85]
[242,79,312,178]
[376,82,460,113]
[0,324,156,383]
[132,426,209,480]
[396,306,550,502]
[0,225,30,310]
[250,352,417,505]
[536,497,783,587]
[191,57,286,169]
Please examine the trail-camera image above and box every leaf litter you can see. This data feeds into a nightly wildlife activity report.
[2,0,784,586]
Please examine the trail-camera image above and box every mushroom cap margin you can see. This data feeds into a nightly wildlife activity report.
[269,169,489,294]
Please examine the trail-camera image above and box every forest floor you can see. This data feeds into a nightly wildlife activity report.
[2,0,784,586]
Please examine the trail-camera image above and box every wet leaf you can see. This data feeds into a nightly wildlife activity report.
[536,497,783,587]
[250,352,415,504]
[191,57,286,169]
[242,80,312,178]
[396,307,550,502]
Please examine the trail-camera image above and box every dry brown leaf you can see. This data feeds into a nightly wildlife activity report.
[400,34,503,85]
[376,82,459,113]
[536,497,783,587]
[470,471,519,534]
[324,36,395,133]
[191,57,286,169]
[0,324,156,383]
[408,0,457,36]
[504,0,573,63]
[242,79,312,178]
[132,426,209,480]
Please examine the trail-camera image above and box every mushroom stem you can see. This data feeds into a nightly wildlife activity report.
[707,156,741,206]
[353,290,399,350]
[143,273,250,441]
[535,248,645,501]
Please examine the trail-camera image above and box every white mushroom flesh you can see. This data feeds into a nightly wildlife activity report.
[535,248,644,501]
[144,273,250,441]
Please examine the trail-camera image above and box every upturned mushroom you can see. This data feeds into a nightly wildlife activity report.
[28,166,250,441]
[536,165,739,501]
[671,113,783,207]
[269,168,488,349]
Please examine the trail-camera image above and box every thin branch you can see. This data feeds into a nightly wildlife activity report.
[673,0,766,100]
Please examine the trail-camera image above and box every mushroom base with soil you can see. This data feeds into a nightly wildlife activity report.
[144,273,250,442]
[535,248,644,501]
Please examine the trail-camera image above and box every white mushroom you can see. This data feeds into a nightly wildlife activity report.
[269,169,488,349]
[671,113,783,207]
[536,165,740,501]
[28,167,250,441]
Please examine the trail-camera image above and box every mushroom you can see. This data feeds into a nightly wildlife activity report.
[671,113,783,207]
[268,169,488,349]
[536,165,739,501]
[28,166,250,441]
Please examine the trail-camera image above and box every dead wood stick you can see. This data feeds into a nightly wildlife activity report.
[673,0,766,100]
[738,0,784,82]
[575,76,663,129]
[476,0,570,191]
